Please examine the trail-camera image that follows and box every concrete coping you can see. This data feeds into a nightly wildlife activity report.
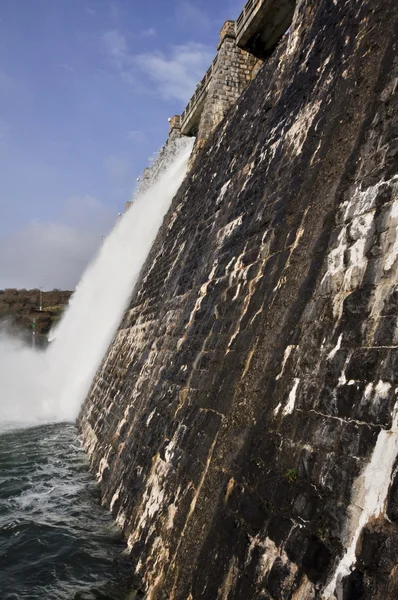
[236,0,257,37]
[218,20,237,49]
[169,115,182,132]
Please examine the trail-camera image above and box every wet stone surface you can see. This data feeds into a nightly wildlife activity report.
[79,0,398,598]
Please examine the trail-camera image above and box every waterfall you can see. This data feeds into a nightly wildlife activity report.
[0,138,194,428]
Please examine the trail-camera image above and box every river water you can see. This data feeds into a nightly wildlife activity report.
[0,423,141,600]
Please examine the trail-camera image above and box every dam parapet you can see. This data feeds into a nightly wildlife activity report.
[176,0,297,146]
[128,0,294,208]
[176,19,261,146]
[173,0,297,149]
[236,0,296,58]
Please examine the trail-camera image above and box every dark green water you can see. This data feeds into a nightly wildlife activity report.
[0,423,138,600]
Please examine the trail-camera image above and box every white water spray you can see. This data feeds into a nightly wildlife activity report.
[0,139,193,428]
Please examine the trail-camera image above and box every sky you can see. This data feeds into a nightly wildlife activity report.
[0,0,244,289]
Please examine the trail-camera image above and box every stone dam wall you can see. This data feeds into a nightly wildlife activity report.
[78,0,398,598]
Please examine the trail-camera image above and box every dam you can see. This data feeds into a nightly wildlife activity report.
[79,0,398,598]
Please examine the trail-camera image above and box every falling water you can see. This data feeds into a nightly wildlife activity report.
[0,137,193,428]
[0,138,193,599]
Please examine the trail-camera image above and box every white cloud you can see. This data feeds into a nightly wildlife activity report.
[0,70,15,92]
[127,129,147,143]
[103,30,213,103]
[102,30,128,65]
[141,28,156,38]
[0,120,9,150]
[103,154,131,179]
[176,1,211,32]
[57,63,76,74]
[109,2,122,22]
[0,195,115,290]
[135,42,213,102]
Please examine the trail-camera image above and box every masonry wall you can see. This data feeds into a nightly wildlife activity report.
[79,1,398,598]
[196,22,261,150]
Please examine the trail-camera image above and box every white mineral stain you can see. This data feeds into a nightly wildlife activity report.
[375,380,392,398]
[115,417,128,436]
[247,534,295,588]
[246,535,278,577]
[218,216,243,242]
[283,378,300,416]
[227,250,248,286]
[166,487,181,530]
[327,334,342,361]
[384,200,398,271]
[241,161,256,192]
[320,228,346,292]
[97,457,109,481]
[127,458,171,551]
[323,395,398,599]
[146,409,156,426]
[226,264,263,351]
[342,213,374,291]
[110,484,122,512]
[81,421,98,456]
[286,100,322,156]
[115,509,126,529]
[286,18,301,57]
[216,179,230,205]
[321,207,375,322]
[276,345,296,380]
[177,260,219,350]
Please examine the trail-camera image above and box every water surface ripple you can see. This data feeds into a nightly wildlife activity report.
[0,423,136,600]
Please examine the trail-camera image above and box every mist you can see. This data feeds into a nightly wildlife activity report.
[0,195,115,290]
[0,139,193,428]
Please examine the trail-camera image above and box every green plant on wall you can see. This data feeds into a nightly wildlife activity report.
[285,468,298,483]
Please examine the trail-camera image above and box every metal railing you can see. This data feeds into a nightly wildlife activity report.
[236,0,261,39]
[180,57,217,131]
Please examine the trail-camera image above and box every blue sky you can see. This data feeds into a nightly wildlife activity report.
[0,0,243,289]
